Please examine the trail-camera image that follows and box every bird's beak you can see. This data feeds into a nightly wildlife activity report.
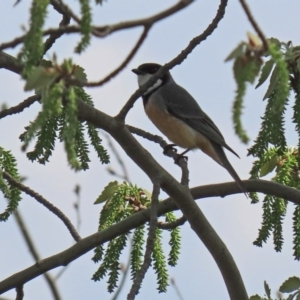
[132,68,144,75]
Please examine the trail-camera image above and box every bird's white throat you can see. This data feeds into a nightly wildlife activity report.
[137,73,163,96]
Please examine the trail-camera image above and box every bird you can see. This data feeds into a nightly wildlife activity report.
[132,62,248,196]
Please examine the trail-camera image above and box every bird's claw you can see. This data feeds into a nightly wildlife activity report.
[174,154,188,165]
[163,144,177,155]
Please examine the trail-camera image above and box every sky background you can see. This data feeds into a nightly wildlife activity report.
[1,1,300,299]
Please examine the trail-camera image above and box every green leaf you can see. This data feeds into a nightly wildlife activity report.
[263,65,279,100]
[296,58,300,74]
[260,154,278,177]
[268,37,281,50]
[225,42,245,62]
[73,65,87,83]
[40,59,53,68]
[256,59,274,89]
[249,296,262,300]
[264,281,271,299]
[280,277,300,293]
[94,181,119,204]
[24,66,58,91]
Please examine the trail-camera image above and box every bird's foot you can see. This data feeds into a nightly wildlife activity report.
[174,153,188,165]
[163,144,177,155]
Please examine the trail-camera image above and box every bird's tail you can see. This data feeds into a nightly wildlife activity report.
[212,143,248,197]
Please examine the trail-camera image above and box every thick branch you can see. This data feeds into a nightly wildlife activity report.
[81,97,246,300]
[0,180,298,295]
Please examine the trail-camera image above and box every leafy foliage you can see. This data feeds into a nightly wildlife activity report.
[227,36,290,146]
[250,277,300,300]
[226,34,264,143]
[152,227,169,292]
[228,36,300,258]
[20,59,109,170]
[76,0,92,53]
[250,147,300,257]
[92,182,182,293]
[165,212,181,267]
[19,0,49,77]
[0,147,21,221]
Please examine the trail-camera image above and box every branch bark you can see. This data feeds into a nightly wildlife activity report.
[13,210,61,300]
[1,179,298,296]
[3,172,81,242]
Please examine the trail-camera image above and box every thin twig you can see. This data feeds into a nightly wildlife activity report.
[239,0,268,50]
[127,181,160,299]
[127,125,166,147]
[73,184,81,232]
[0,1,193,52]
[158,216,186,230]
[86,27,150,87]
[50,0,80,24]
[170,278,185,300]
[15,285,23,300]
[127,125,189,174]
[3,172,81,242]
[116,0,228,121]
[103,132,130,182]
[179,158,189,187]
[0,27,78,51]
[44,2,71,54]
[13,210,61,300]
[0,95,40,120]
[110,235,133,300]
[54,184,82,280]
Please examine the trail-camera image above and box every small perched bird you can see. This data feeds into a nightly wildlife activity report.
[132,63,247,196]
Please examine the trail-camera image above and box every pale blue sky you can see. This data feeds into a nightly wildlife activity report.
[1,1,300,299]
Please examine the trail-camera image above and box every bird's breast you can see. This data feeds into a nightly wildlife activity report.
[144,96,224,165]
[144,99,199,149]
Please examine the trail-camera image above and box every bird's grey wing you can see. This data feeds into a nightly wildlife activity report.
[160,84,240,158]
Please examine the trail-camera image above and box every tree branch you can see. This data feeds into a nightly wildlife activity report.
[79,97,245,300]
[1,179,298,296]
[3,172,81,242]
[158,216,186,230]
[85,27,150,87]
[15,285,23,300]
[44,2,71,54]
[0,95,40,120]
[49,0,80,24]
[0,0,193,52]
[13,210,61,300]
[0,51,23,74]
[239,0,268,50]
[116,0,228,120]
[127,182,160,299]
